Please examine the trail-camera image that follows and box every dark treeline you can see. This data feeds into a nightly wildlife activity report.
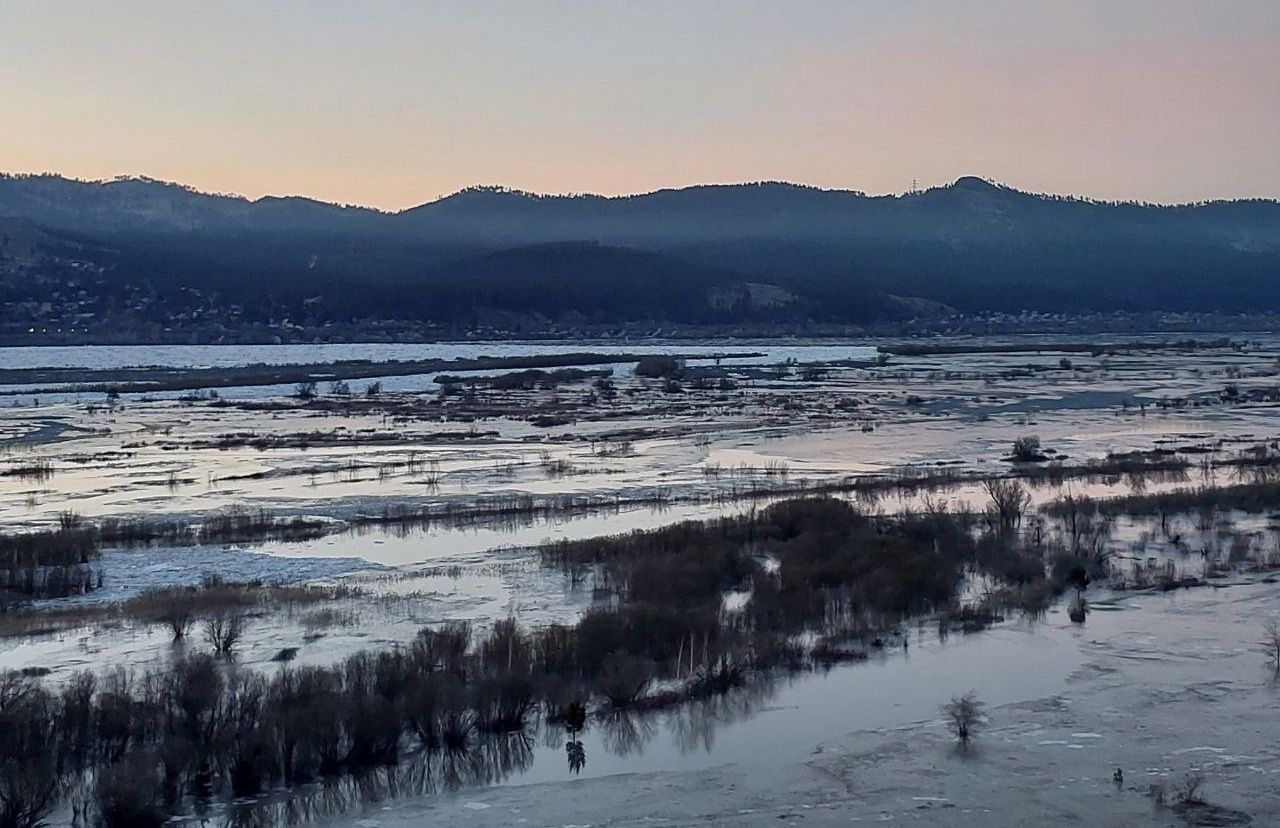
[432,367,612,390]
[0,526,100,606]
[1044,479,1280,518]
[0,512,325,610]
[0,352,719,396]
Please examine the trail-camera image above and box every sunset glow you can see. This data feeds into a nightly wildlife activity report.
[3,0,1277,208]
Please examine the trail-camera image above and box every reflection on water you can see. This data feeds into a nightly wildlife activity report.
[566,737,586,774]
[563,701,588,774]
[223,679,778,826]
[215,618,1077,826]
[1,341,878,404]
[225,732,537,827]
[249,463,1229,571]
[259,500,732,567]
[1069,592,1088,623]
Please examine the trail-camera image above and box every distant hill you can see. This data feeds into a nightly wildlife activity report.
[1,172,1278,340]
[0,174,383,235]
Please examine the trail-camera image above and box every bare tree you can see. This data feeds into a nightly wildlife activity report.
[0,757,61,828]
[204,614,246,656]
[157,595,194,641]
[1264,617,1280,669]
[942,691,986,745]
[0,676,61,828]
[984,479,1030,533]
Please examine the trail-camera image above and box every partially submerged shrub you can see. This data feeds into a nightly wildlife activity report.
[596,650,654,708]
[634,356,683,379]
[942,692,986,745]
[96,754,167,828]
[1011,435,1046,462]
[1171,772,1205,806]
[0,674,61,828]
[1264,617,1280,669]
[984,479,1031,533]
[0,528,101,601]
[204,614,246,656]
[155,594,194,641]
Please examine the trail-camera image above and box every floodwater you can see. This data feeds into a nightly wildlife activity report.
[0,340,880,404]
[0,340,880,371]
[497,615,1082,786]
[303,577,1280,828]
[5,336,1280,826]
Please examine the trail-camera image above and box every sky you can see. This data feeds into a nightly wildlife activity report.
[2,0,1278,209]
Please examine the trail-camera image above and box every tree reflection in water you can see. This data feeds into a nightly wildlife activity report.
[565,700,588,775]
[223,677,780,826]
[566,739,586,774]
[224,731,535,827]
[666,674,776,754]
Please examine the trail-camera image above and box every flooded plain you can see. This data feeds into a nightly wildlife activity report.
[3,335,1280,826]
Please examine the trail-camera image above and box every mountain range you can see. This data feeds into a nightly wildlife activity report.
[2,172,1279,339]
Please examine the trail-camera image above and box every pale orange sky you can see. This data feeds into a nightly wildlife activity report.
[2,0,1278,209]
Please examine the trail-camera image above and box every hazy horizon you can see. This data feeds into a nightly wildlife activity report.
[4,1,1279,210]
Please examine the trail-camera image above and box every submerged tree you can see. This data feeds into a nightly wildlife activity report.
[984,479,1031,534]
[0,673,64,828]
[155,594,195,641]
[204,614,246,656]
[942,692,987,746]
[1264,617,1280,670]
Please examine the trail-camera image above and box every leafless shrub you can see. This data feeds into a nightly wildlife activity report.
[762,460,790,479]
[0,459,55,481]
[942,691,986,745]
[590,439,632,458]
[1264,617,1280,669]
[1011,435,1045,462]
[150,593,195,641]
[984,479,1030,533]
[300,608,356,631]
[538,451,576,478]
[96,753,166,828]
[1171,772,1205,806]
[204,614,246,656]
[597,650,654,707]
[0,673,61,828]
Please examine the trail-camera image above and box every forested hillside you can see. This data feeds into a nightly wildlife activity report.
[2,173,1278,341]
